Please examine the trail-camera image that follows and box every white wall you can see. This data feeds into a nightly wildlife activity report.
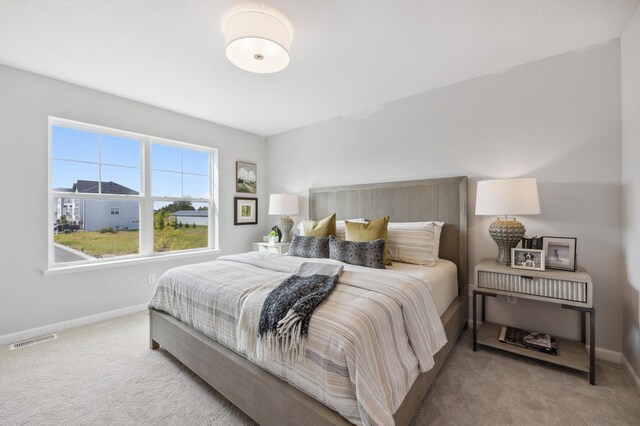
[267,41,623,352]
[0,64,266,338]
[621,4,640,377]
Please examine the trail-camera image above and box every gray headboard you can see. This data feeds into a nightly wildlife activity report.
[309,176,468,294]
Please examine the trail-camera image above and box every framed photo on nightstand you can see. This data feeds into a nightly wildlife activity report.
[511,248,545,271]
[542,236,577,271]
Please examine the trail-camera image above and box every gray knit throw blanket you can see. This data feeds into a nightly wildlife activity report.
[257,262,343,361]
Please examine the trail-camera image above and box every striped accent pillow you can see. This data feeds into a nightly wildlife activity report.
[386,221,444,266]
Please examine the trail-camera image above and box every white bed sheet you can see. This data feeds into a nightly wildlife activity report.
[386,259,458,316]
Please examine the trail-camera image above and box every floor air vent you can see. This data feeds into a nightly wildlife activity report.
[9,334,58,350]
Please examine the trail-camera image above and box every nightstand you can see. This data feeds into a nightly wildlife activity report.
[251,242,290,254]
[472,258,595,384]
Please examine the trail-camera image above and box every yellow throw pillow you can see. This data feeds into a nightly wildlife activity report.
[302,213,337,237]
[345,216,392,265]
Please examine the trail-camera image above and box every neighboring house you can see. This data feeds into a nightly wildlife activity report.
[171,210,209,226]
[55,180,140,231]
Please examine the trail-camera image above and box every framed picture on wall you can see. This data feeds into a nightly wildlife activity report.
[542,236,577,271]
[511,248,545,271]
[234,197,258,225]
[236,161,257,194]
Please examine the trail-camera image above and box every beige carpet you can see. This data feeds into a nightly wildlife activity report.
[1,312,639,425]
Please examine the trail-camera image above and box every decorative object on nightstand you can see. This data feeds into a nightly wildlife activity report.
[475,178,541,265]
[268,194,299,243]
[269,226,282,243]
[542,236,577,271]
[472,258,595,385]
[252,242,290,254]
[511,248,545,271]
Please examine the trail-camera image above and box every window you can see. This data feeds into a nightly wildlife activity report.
[49,118,217,266]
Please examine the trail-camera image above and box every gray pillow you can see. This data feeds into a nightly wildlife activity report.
[328,236,385,269]
[288,234,330,258]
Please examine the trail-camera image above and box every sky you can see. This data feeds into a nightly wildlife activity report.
[52,126,210,198]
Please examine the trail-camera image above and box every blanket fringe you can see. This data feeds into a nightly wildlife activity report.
[255,309,306,362]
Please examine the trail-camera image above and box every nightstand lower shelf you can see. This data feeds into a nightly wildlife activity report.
[476,321,590,372]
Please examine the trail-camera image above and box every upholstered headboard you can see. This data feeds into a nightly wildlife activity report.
[309,176,468,294]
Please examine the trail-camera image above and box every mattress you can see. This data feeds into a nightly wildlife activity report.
[386,260,459,316]
[148,252,448,425]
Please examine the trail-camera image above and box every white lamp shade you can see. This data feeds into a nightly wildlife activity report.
[475,178,541,216]
[268,194,299,215]
[224,10,291,74]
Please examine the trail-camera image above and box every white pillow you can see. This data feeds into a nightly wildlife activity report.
[386,221,444,266]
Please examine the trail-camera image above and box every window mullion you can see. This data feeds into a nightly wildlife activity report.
[142,138,153,256]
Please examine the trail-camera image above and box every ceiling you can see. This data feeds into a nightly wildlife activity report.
[1,0,638,137]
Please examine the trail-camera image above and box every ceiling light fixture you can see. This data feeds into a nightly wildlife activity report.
[224,9,292,74]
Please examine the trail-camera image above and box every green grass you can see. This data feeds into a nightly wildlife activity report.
[156,226,208,252]
[54,227,208,258]
[55,230,139,257]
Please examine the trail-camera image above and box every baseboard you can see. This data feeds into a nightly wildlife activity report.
[0,303,148,346]
[622,355,640,394]
[593,346,622,363]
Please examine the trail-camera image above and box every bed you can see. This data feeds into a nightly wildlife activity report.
[149,176,468,425]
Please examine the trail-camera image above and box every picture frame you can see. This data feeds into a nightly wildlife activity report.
[542,236,577,271]
[234,197,258,225]
[511,248,545,271]
[236,161,257,194]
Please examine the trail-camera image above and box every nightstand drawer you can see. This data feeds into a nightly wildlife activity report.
[251,242,290,254]
[258,245,281,254]
[477,271,587,303]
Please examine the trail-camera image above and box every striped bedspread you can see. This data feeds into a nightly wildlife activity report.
[148,252,447,425]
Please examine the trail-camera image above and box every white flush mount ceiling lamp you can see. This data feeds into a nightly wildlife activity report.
[224,8,292,74]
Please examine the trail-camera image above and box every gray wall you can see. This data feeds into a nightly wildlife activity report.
[0,64,266,337]
[267,41,623,352]
[622,4,640,378]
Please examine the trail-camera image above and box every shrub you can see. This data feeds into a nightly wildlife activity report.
[99,227,116,234]
[185,223,190,228]
[192,223,197,229]
[154,226,181,252]
[154,211,164,230]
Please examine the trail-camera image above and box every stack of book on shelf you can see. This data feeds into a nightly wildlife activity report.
[521,236,543,249]
[499,326,558,356]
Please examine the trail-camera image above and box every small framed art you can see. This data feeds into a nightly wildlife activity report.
[236,161,257,194]
[511,248,545,271]
[542,236,577,271]
[234,197,258,225]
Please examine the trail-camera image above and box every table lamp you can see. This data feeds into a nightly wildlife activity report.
[268,194,299,244]
[475,178,540,265]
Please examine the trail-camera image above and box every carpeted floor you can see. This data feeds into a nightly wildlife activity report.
[1,312,639,425]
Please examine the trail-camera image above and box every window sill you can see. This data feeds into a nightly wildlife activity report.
[42,248,221,277]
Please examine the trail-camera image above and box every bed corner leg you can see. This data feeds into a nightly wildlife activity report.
[150,339,159,350]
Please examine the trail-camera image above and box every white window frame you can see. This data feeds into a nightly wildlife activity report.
[47,117,219,273]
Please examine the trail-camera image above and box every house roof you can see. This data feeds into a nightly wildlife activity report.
[70,180,139,195]
[172,210,208,217]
